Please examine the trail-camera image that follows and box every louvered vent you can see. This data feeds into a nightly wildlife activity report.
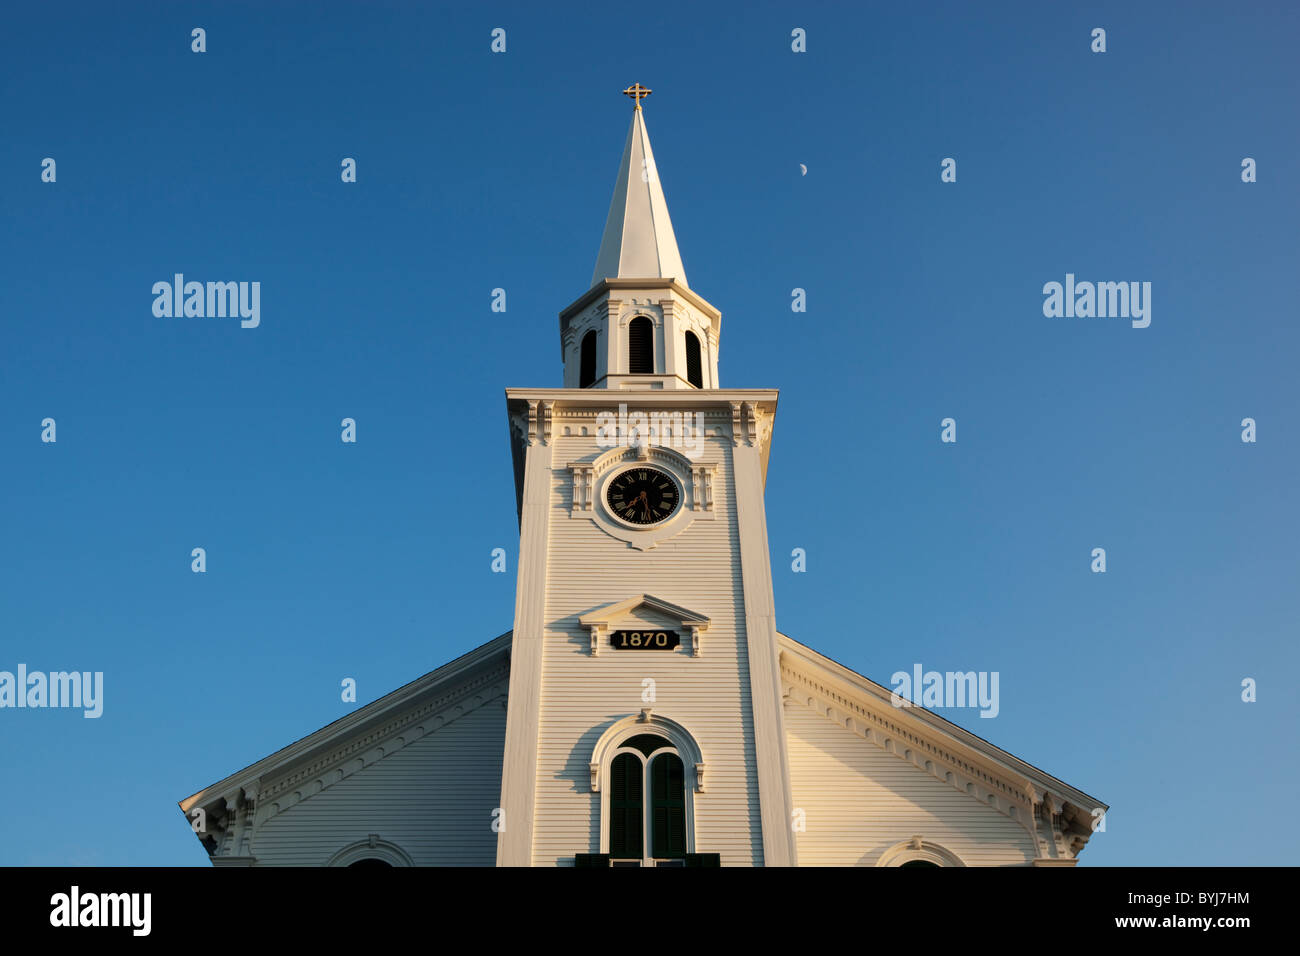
[628,316,653,374]
[685,331,703,388]
[579,330,597,387]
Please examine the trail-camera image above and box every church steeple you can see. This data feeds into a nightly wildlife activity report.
[560,87,720,391]
[591,86,688,289]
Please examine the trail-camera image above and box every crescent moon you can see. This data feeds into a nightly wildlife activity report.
[799,164,807,176]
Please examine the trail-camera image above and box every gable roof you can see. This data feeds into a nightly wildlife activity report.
[777,632,1107,857]
[177,625,1106,862]
[178,632,511,833]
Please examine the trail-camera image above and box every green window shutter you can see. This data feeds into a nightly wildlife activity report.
[650,753,687,858]
[609,753,643,858]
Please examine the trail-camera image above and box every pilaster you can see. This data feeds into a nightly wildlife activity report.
[497,401,555,866]
[731,423,797,866]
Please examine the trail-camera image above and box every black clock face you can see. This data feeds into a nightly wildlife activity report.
[606,467,679,525]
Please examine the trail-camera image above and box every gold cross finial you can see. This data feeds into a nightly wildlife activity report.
[622,83,652,110]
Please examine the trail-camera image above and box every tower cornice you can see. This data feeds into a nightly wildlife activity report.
[559,277,720,326]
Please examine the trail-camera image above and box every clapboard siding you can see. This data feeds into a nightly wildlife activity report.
[251,694,507,866]
[532,431,764,866]
[784,699,1036,866]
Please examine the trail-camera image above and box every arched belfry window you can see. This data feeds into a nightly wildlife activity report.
[684,331,703,388]
[579,330,597,387]
[628,316,653,374]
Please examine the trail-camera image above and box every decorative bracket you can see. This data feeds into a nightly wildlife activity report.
[525,400,553,446]
[569,463,595,513]
[690,463,716,512]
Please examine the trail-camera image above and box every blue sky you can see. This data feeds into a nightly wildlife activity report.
[1,1,1296,866]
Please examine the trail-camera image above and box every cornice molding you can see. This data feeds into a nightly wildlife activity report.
[778,643,1103,860]
[781,659,1030,819]
[180,633,514,859]
[777,636,1105,811]
[197,669,510,858]
[258,666,510,821]
[559,278,721,326]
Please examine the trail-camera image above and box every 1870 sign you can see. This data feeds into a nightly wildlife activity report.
[609,629,679,650]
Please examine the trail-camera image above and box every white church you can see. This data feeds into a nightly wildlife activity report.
[179,87,1106,867]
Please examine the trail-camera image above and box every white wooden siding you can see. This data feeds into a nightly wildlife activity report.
[784,699,1036,866]
[250,694,507,866]
[531,431,764,866]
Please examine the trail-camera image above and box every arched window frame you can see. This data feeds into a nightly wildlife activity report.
[326,836,414,867]
[590,712,703,865]
[875,838,966,867]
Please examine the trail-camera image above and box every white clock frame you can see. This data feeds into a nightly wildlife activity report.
[568,443,715,551]
[602,463,684,531]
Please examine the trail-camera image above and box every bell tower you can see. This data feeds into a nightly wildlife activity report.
[560,84,721,391]
[498,88,794,866]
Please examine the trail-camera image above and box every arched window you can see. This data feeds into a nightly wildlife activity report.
[589,713,703,866]
[579,330,597,387]
[326,837,414,867]
[684,331,703,388]
[875,838,966,867]
[605,735,687,865]
[628,316,653,374]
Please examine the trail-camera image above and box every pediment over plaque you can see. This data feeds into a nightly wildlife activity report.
[577,594,710,657]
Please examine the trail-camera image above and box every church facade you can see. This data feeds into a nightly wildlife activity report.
[178,89,1106,867]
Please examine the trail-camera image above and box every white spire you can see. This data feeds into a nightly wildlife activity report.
[591,106,688,289]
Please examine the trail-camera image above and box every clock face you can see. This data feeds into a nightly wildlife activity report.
[606,467,680,526]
